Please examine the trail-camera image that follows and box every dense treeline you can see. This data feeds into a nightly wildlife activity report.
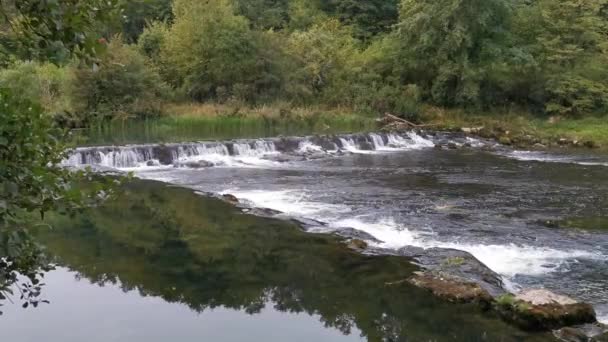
[1,0,607,126]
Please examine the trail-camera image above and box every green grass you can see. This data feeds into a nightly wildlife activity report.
[424,106,608,149]
[532,116,608,146]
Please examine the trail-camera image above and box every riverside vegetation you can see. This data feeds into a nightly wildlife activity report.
[0,0,607,144]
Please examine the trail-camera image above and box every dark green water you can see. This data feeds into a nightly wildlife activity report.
[78,115,377,146]
[1,180,553,341]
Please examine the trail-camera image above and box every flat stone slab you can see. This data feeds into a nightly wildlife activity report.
[517,289,579,306]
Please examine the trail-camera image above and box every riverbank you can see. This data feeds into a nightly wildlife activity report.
[421,106,608,150]
[78,102,607,150]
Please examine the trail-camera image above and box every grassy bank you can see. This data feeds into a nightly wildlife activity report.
[79,101,608,150]
[423,106,608,149]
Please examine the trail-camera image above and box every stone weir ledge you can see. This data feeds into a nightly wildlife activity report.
[218,192,608,340]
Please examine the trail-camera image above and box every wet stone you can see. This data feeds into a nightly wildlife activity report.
[407,271,493,305]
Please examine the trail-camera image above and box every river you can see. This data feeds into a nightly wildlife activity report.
[1,129,607,341]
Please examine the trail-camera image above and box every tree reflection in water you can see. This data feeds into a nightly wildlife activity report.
[37,180,551,341]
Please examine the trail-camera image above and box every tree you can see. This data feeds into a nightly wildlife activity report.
[234,0,290,30]
[533,0,608,116]
[0,0,119,314]
[161,0,283,102]
[0,0,119,64]
[120,0,173,43]
[285,19,358,101]
[71,38,168,124]
[327,0,400,40]
[397,0,511,106]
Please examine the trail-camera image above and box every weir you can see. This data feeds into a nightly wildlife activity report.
[63,132,437,169]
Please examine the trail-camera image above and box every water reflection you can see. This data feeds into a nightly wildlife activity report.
[6,180,552,341]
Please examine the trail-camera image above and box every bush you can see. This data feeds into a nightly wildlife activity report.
[0,61,72,117]
[71,38,169,124]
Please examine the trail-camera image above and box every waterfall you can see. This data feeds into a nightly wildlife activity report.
[63,132,437,169]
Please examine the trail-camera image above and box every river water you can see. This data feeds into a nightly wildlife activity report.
[2,130,607,341]
[62,131,608,322]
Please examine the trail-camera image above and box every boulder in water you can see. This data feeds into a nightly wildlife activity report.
[173,160,215,169]
[333,227,382,243]
[496,289,597,331]
[153,145,175,165]
[347,239,368,250]
[406,271,493,305]
[221,194,239,205]
[398,247,506,297]
[553,323,608,342]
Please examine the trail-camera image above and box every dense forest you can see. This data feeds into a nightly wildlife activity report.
[0,0,606,127]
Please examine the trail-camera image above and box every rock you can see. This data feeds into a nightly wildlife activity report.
[146,160,159,167]
[554,327,590,342]
[447,142,459,149]
[584,140,598,149]
[153,145,176,165]
[348,239,368,250]
[554,323,608,342]
[533,143,547,149]
[499,136,512,145]
[333,228,383,243]
[173,160,215,169]
[461,127,472,134]
[516,289,578,306]
[497,289,597,331]
[407,271,493,305]
[247,207,282,217]
[559,138,571,146]
[399,247,506,297]
[221,194,239,205]
[290,217,326,230]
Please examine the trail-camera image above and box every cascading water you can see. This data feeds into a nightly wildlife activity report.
[62,131,437,169]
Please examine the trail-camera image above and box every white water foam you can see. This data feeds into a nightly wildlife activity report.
[338,138,375,154]
[220,188,605,280]
[222,189,351,218]
[505,151,608,167]
[297,141,325,154]
[330,216,601,277]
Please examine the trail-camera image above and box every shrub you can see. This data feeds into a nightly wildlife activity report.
[0,61,72,117]
[70,38,169,124]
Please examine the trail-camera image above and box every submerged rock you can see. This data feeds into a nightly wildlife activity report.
[221,194,239,205]
[247,207,283,217]
[496,289,597,331]
[333,227,382,243]
[407,271,493,305]
[347,239,368,250]
[153,145,175,165]
[173,160,215,169]
[554,323,608,342]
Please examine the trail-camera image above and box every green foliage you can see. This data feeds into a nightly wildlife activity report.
[0,90,117,313]
[0,0,120,64]
[397,0,511,107]
[0,61,72,117]
[160,0,283,102]
[71,38,168,123]
[285,19,358,101]
[325,0,400,39]
[120,0,173,43]
[234,0,290,30]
